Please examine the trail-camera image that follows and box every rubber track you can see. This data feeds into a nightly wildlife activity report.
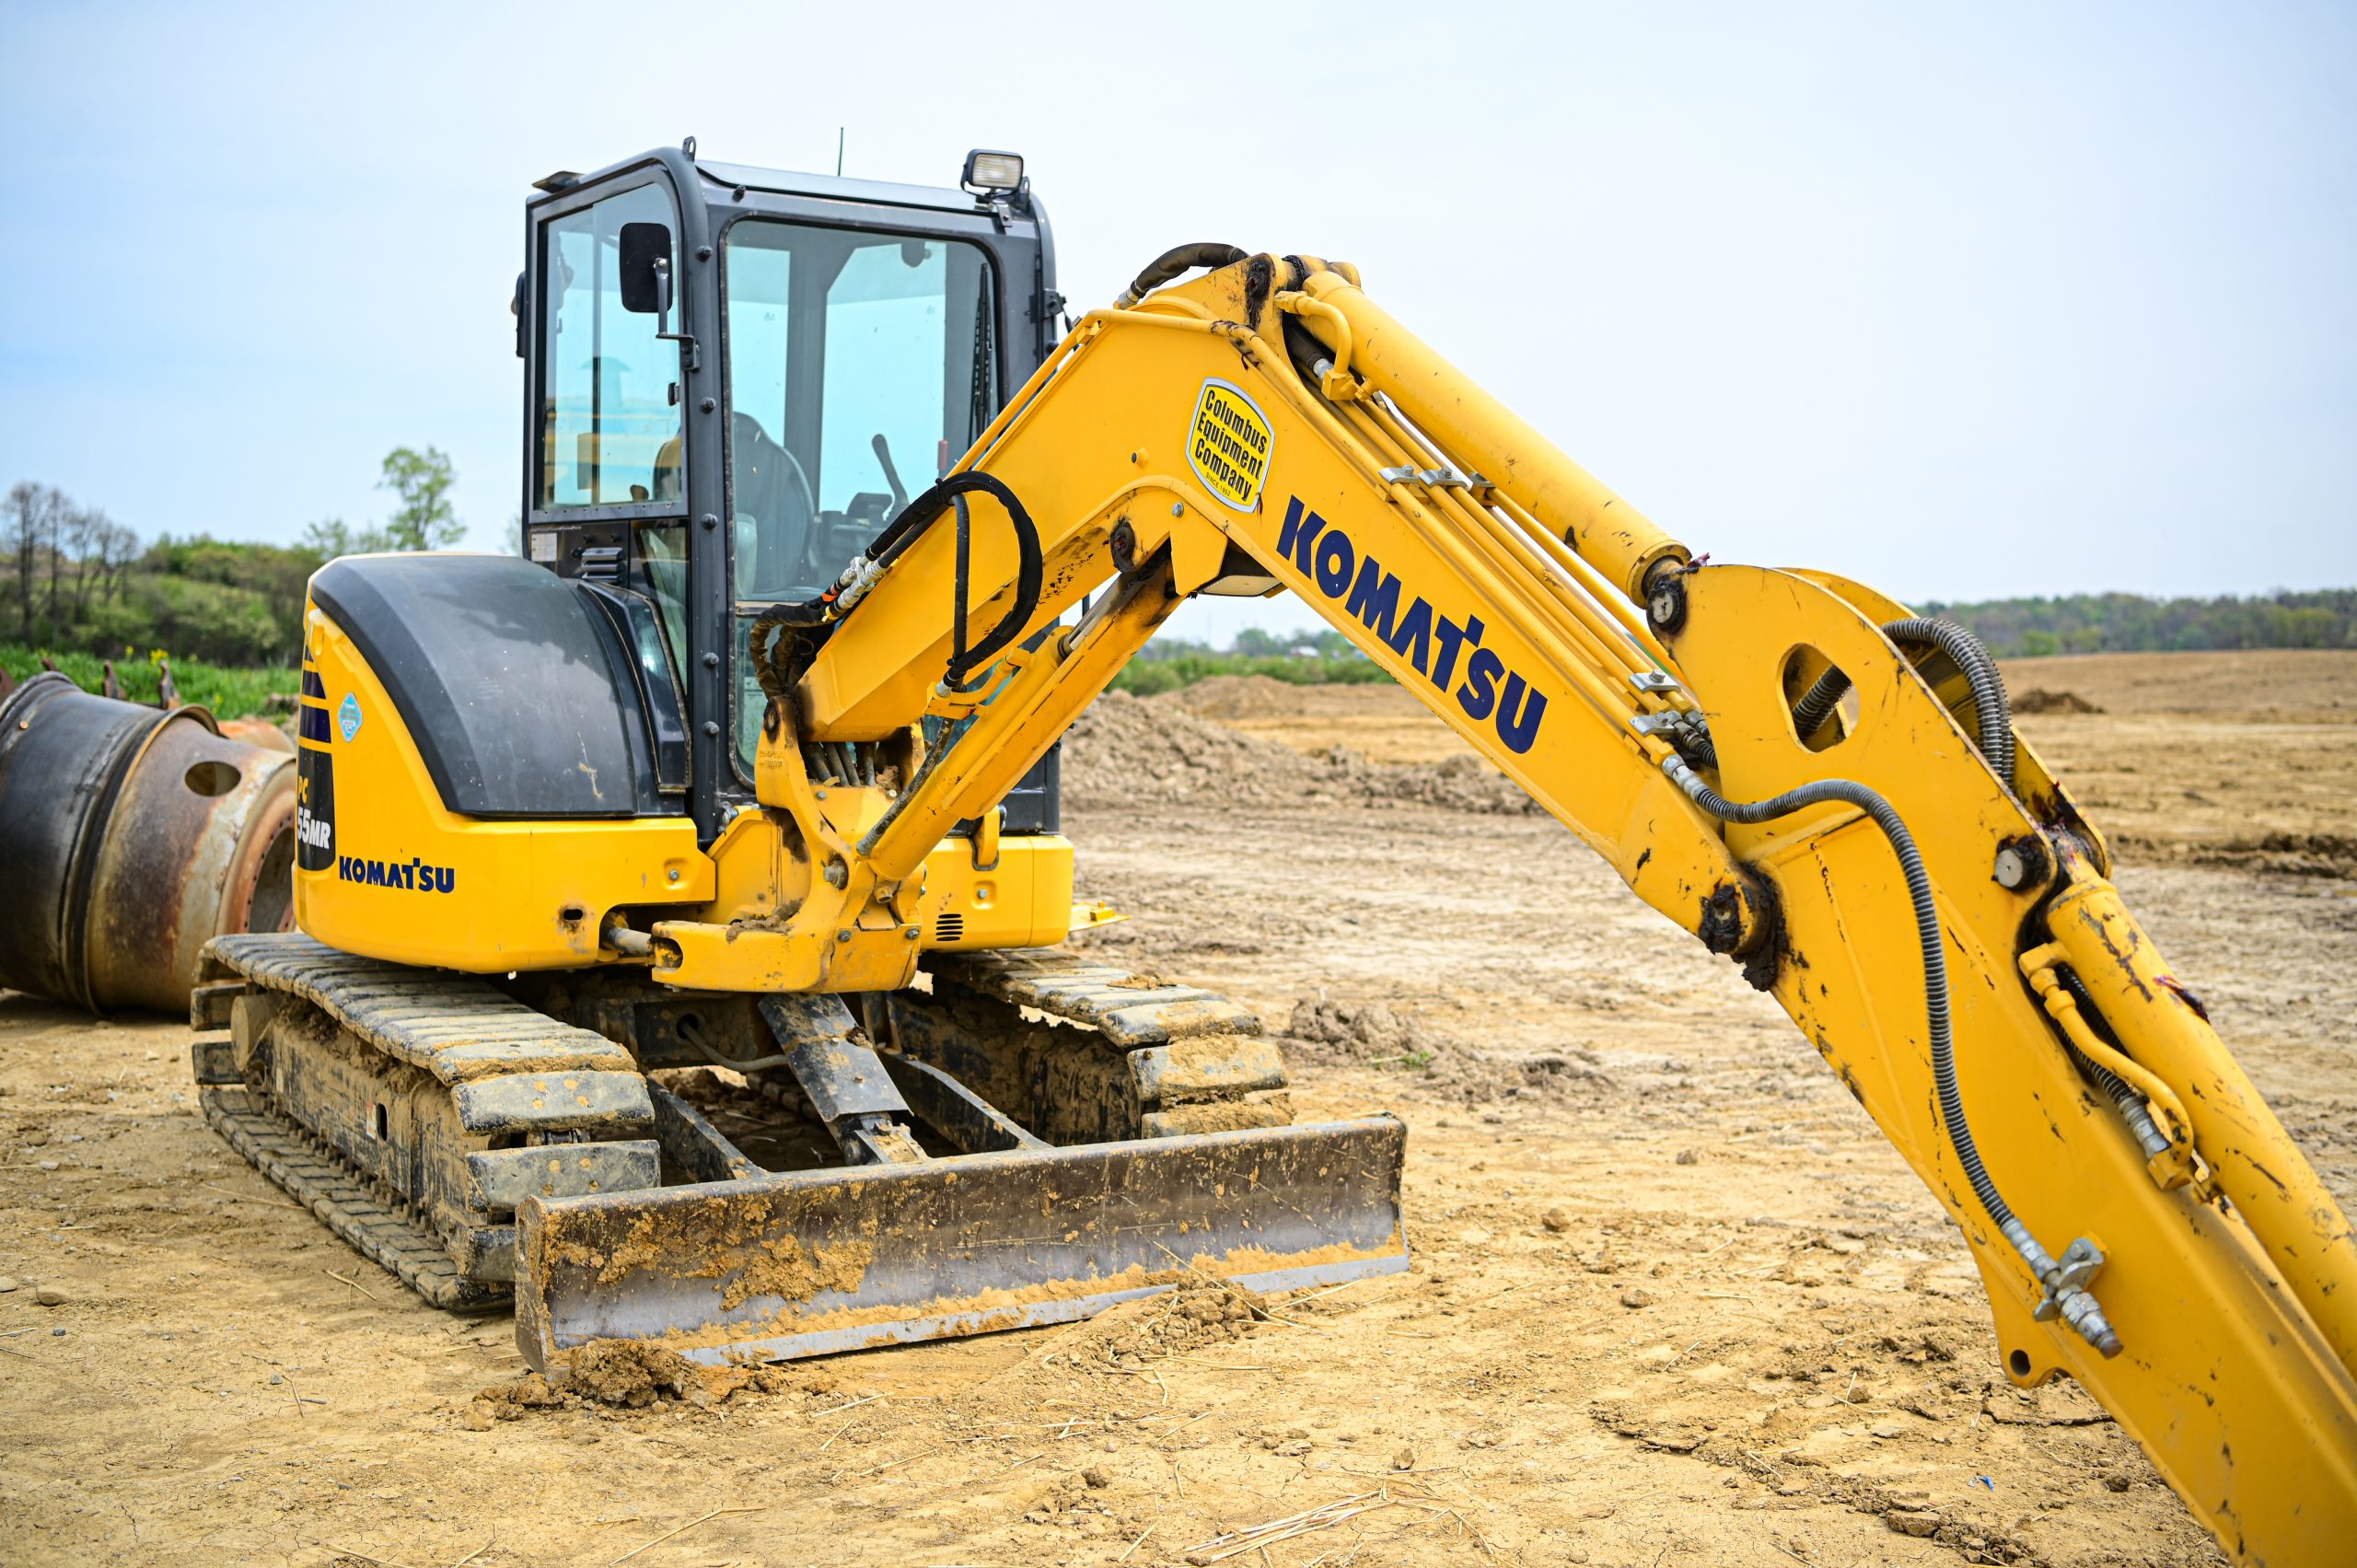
[201,1085,506,1312]
[929,949,1262,1047]
[200,933,632,1084]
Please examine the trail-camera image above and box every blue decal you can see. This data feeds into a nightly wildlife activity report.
[1278,495,1550,755]
[337,854,457,895]
[337,692,363,742]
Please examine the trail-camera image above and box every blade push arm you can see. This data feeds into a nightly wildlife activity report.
[757,254,2356,1562]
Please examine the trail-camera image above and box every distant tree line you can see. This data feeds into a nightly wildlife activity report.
[1112,590,2357,695]
[1113,626,1382,695]
[1134,627,1368,664]
[9,451,2349,682]
[2,447,460,668]
[1920,588,2357,658]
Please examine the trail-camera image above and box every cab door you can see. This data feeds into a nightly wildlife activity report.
[521,170,701,818]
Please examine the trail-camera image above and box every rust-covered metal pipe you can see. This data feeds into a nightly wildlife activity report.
[0,672,296,1013]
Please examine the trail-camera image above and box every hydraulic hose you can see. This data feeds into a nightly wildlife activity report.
[1785,666,1848,747]
[1791,618,2015,789]
[2054,965,2176,1162]
[1659,754,2119,1356]
[750,470,1046,688]
[680,1016,794,1074]
[1112,243,1248,308]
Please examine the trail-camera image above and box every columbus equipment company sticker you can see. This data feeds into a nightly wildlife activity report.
[1187,378,1273,512]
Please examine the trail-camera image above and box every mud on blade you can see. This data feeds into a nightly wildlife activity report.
[515,1118,1409,1371]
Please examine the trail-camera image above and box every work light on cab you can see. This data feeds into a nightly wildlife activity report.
[962,149,1024,192]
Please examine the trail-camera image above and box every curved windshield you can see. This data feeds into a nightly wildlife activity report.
[724,221,997,601]
[724,220,998,772]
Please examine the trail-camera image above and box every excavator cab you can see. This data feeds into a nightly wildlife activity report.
[515,142,1063,836]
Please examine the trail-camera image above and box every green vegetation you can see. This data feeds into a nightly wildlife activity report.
[375,446,464,552]
[1924,588,2356,658]
[0,644,296,720]
[109,534,323,665]
[1109,627,1391,696]
[11,453,2351,714]
[296,448,462,558]
[1106,589,2357,695]
[3,448,468,674]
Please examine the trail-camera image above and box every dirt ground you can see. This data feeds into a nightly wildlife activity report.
[4,650,2352,1567]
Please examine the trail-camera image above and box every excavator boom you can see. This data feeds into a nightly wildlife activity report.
[524,250,2357,1564]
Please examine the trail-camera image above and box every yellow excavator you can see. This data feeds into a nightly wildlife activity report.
[185,142,2353,1562]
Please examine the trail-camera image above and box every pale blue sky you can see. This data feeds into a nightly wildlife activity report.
[2,1,2350,645]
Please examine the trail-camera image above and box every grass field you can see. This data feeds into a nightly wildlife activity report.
[0,644,297,720]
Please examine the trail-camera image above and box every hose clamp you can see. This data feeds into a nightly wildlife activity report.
[830,555,886,616]
[2032,1237,2122,1356]
[1632,709,1715,768]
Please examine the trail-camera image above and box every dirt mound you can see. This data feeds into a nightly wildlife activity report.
[1283,997,1433,1063]
[2012,688,2104,714]
[2217,832,2357,877]
[1283,996,1609,1104]
[1064,690,1321,808]
[1337,749,1538,814]
[1157,674,1313,721]
[465,1340,823,1425]
[1998,648,2354,716]
[564,1340,708,1406]
[1041,1277,1266,1375]
[2118,830,2357,880]
[1066,690,1538,816]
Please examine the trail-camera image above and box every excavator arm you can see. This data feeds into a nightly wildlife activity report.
[688,250,2356,1563]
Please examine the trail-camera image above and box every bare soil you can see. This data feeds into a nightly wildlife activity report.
[4,650,2352,1567]
[1167,652,2357,877]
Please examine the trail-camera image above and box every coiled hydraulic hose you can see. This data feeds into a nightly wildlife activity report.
[750,470,1045,691]
[1659,754,2120,1356]
[1111,243,1248,309]
[1791,618,2015,789]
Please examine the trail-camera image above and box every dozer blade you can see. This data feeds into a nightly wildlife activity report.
[514,1117,1407,1373]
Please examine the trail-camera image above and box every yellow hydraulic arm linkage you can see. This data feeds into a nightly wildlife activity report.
[652,251,2351,1564]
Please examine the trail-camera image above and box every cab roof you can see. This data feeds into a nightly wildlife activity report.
[692,159,995,217]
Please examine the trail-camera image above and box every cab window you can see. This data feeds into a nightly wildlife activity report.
[724,220,997,774]
[539,184,685,509]
[724,222,996,601]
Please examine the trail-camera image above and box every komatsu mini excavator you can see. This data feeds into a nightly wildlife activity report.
[186,143,2353,1562]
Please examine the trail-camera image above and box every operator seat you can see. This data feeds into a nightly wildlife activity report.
[727,412,816,595]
